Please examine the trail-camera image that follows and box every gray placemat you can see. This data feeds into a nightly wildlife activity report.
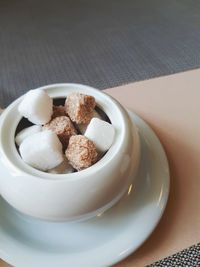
[148,243,200,267]
[0,0,200,106]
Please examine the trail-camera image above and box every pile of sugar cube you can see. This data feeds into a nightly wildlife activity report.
[16,89,115,174]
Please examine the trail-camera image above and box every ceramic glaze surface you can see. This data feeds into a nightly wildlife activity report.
[0,112,170,267]
[0,84,140,221]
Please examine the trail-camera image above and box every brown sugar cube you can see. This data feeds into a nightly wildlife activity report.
[65,93,96,124]
[43,116,77,149]
[65,135,98,171]
[52,105,66,119]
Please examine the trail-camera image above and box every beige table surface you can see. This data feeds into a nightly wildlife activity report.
[1,69,200,267]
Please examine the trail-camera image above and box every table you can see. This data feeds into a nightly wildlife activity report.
[1,69,200,266]
[1,0,200,108]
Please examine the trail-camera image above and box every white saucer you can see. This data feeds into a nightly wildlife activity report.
[0,112,170,267]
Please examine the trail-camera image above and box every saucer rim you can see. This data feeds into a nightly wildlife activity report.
[0,111,170,267]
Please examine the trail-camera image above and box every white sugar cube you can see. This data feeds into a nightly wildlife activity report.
[19,130,63,171]
[18,89,53,125]
[78,110,102,134]
[85,118,115,152]
[48,157,74,174]
[15,125,42,146]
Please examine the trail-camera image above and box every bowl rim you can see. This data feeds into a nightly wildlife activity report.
[0,83,132,182]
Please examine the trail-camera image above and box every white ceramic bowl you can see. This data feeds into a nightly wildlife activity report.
[0,84,140,221]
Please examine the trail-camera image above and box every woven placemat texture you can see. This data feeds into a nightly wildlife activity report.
[0,0,200,107]
[148,243,200,267]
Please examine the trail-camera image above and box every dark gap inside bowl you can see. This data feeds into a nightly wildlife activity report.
[15,118,34,136]
[53,98,65,106]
